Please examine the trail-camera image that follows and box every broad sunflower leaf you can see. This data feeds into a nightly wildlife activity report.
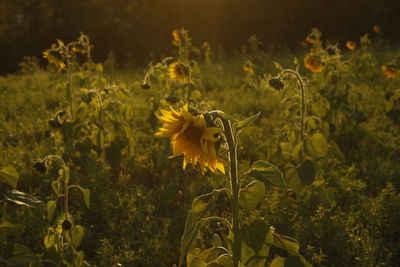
[243,161,287,190]
[239,180,266,210]
[0,166,19,188]
[233,112,261,136]
[180,211,201,267]
[272,233,311,267]
[47,200,57,222]
[5,189,43,208]
[187,247,227,266]
[216,254,234,267]
[269,257,285,267]
[241,220,273,267]
[304,133,328,159]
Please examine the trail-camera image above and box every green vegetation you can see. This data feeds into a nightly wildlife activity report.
[1,29,400,266]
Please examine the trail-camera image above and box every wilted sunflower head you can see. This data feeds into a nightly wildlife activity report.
[169,61,189,83]
[155,105,225,174]
[346,41,356,51]
[304,54,325,72]
[382,64,399,78]
[43,49,66,70]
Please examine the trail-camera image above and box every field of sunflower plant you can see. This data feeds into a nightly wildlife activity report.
[1,26,400,266]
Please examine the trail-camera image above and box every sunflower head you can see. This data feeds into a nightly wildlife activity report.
[43,49,66,70]
[305,34,318,44]
[155,105,225,174]
[69,42,86,54]
[169,61,189,83]
[382,64,399,78]
[243,60,255,74]
[304,54,325,72]
[346,41,357,51]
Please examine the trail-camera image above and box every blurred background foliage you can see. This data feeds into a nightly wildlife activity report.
[1,0,400,74]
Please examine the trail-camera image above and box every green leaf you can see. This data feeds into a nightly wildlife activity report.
[180,211,201,267]
[66,225,84,248]
[0,221,25,236]
[297,160,316,185]
[272,233,299,255]
[188,257,207,267]
[187,247,227,265]
[239,180,266,210]
[191,192,214,220]
[0,166,19,188]
[272,233,311,266]
[233,112,261,136]
[212,233,222,248]
[269,257,285,267]
[47,200,57,221]
[216,254,234,267]
[329,141,345,162]
[70,185,90,209]
[5,189,43,208]
[241,220,273,267]
[244,161,287,190]
[304,133,328,159]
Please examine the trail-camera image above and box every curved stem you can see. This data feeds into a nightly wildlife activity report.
[281,69,306,162]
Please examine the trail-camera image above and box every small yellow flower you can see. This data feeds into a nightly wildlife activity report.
[169,61,189,82]
[155,105,225,174]
[43,49,66,69]
[373,25,381,34]
[346,41,356,51]
[304,54,325,72]
[243,60,254,74]
[382,64,399,78]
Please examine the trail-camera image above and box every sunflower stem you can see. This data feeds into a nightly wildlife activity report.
[221,117,240,267]
[281,69,306,162]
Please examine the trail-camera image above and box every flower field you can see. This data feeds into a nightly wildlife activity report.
[1,28,400,266]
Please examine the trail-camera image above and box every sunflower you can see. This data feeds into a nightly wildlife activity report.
[305,34,318,44]
[43,49,66,69]
[243,60,254,74]
[346,41,356,51]
[155,105,225,174]
[172,30,181,46]
[304,54,325,72]
[169,61,189,82]
[382,64,399,78]
[373,25,381,34]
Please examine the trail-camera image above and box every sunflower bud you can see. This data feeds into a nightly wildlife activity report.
[48,119,62,130]
[33,160,47,173]
[269,78,284,90]
[141,83,150,90]
[61,219,72,230]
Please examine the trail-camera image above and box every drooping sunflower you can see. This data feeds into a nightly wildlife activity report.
[346,41,356,51]
[43,49,66,70]
[382,64,399,78]
[304,54,325,72]
[155,105,225,174]
[169,61,189,83]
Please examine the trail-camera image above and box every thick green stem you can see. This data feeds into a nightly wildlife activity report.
[221,118,240,267]
[282,69,306,162]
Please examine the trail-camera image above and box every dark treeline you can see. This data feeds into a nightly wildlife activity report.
[1,0,399,74]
